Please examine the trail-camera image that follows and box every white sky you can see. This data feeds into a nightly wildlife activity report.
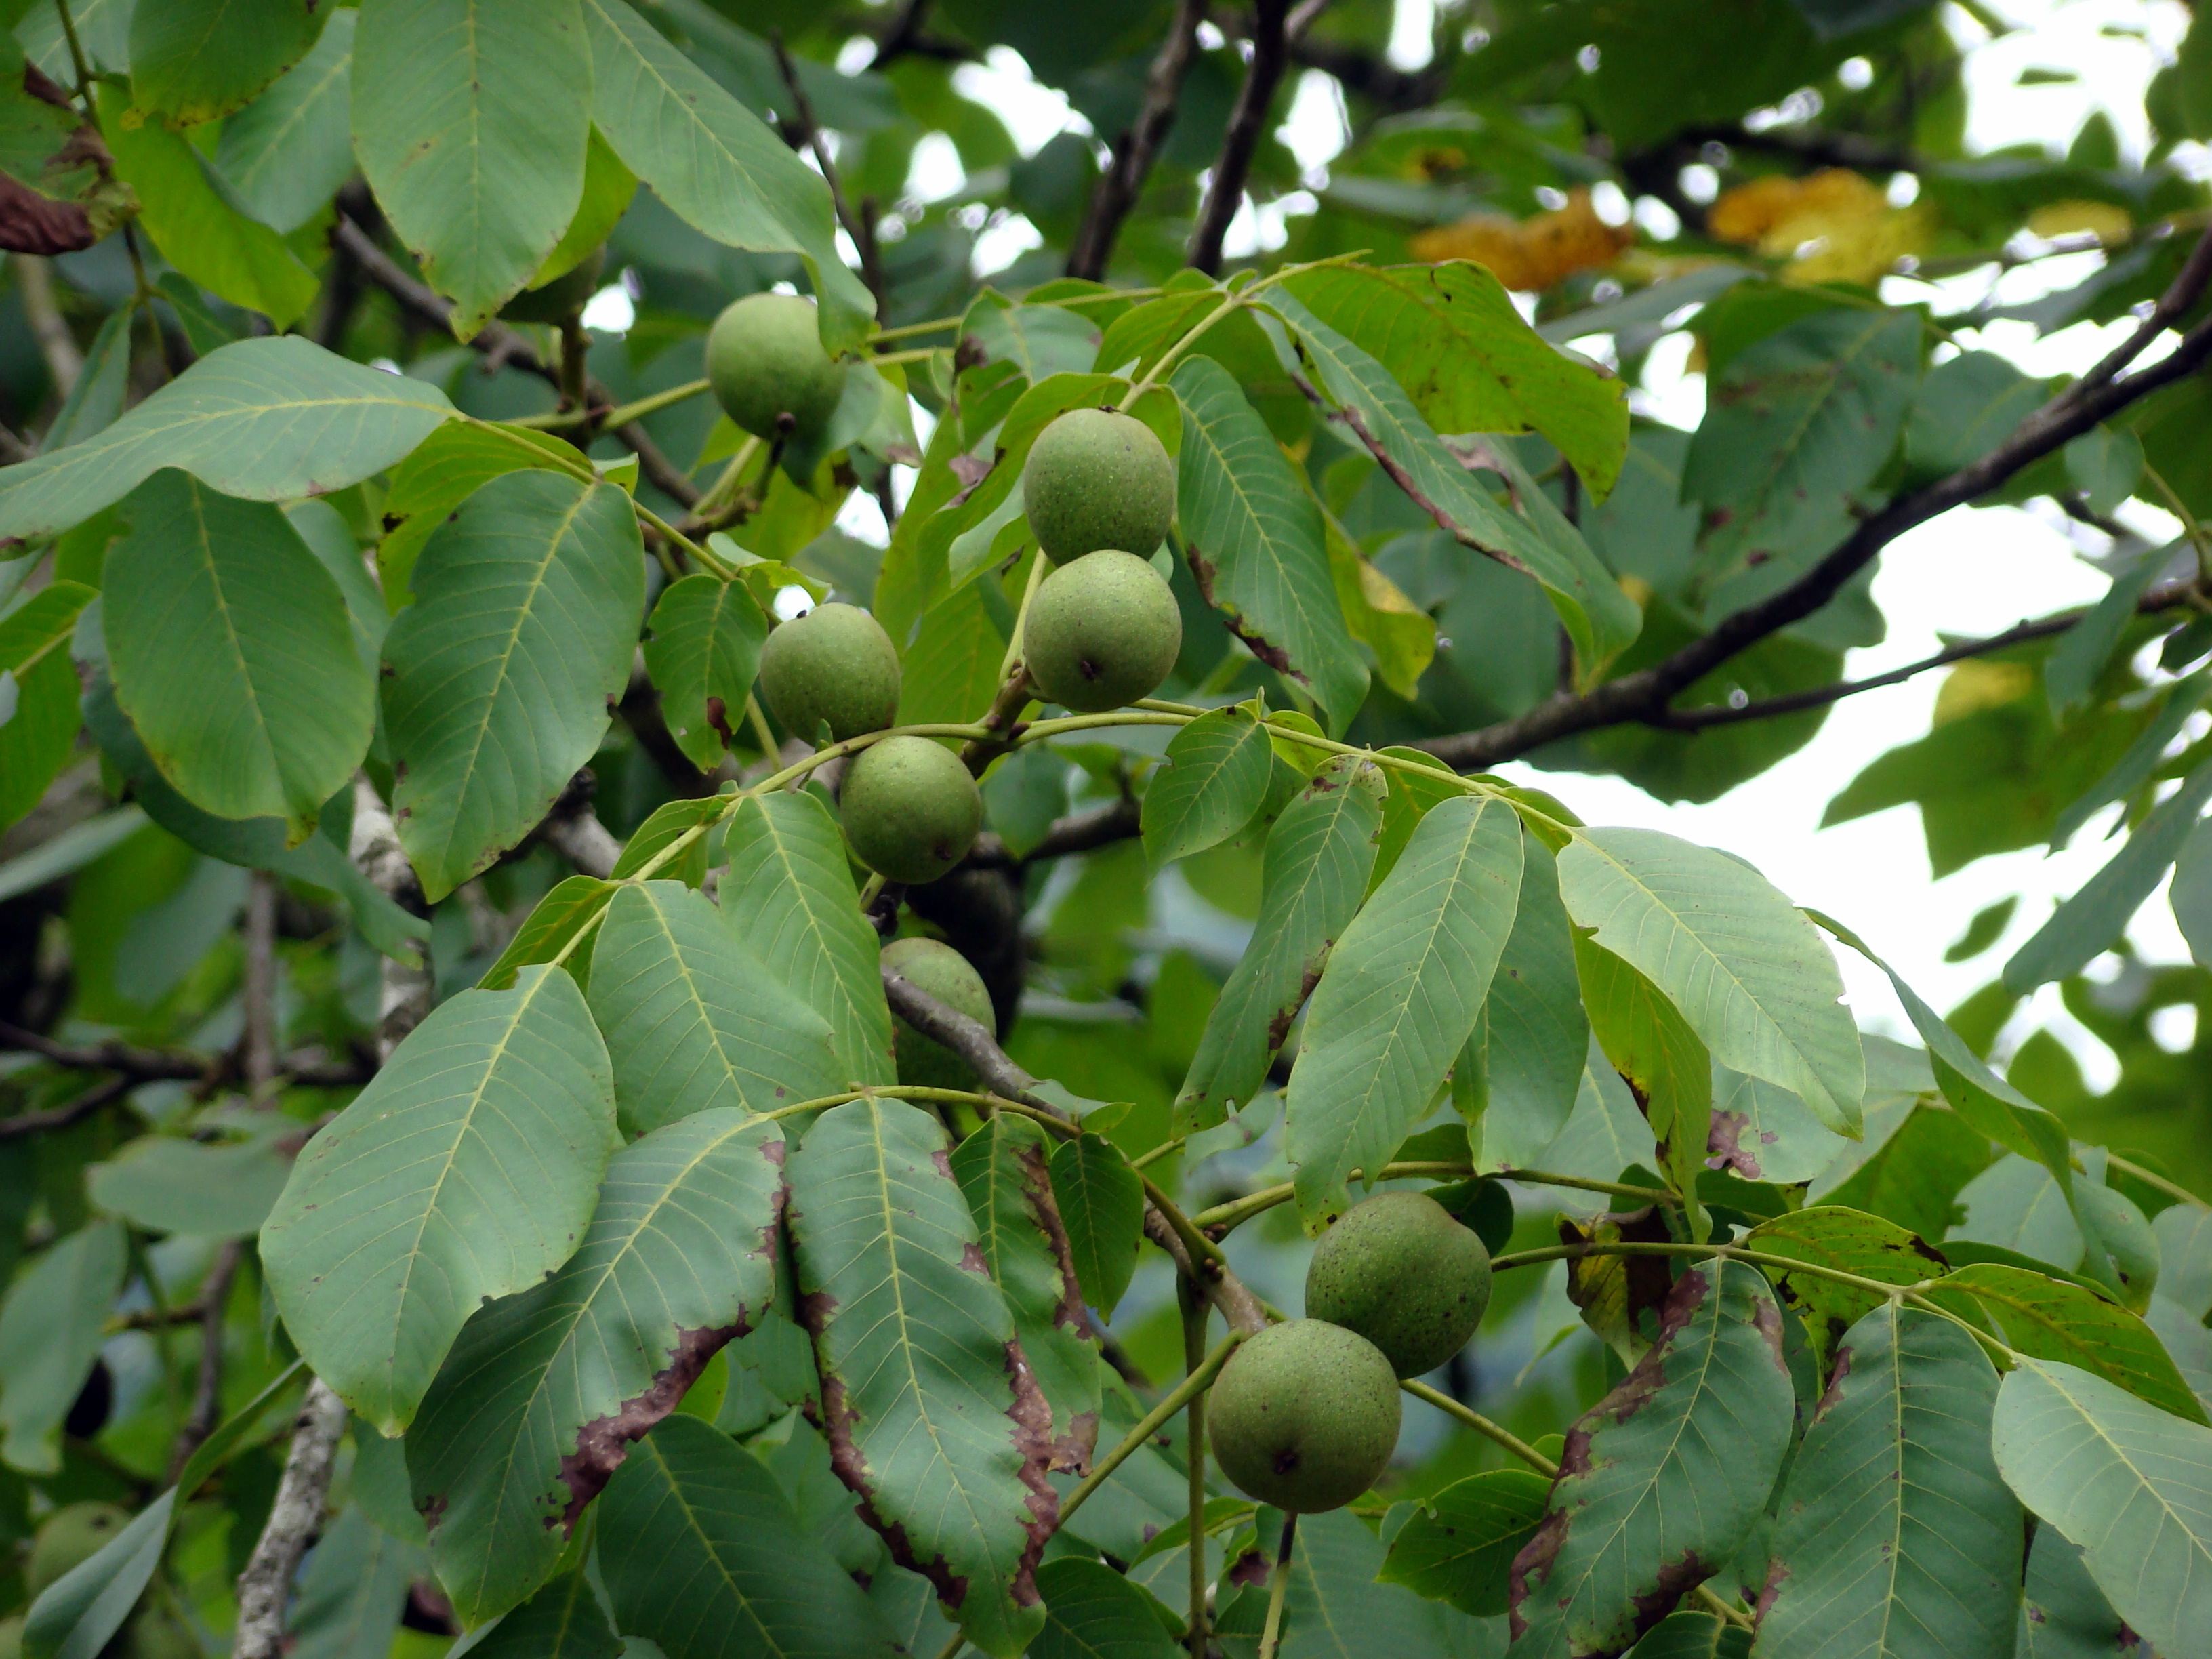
[821,0,2209,1080]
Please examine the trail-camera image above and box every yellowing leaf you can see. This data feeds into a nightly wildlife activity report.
[2027,200,2133,245]
[1409,188,1632,292]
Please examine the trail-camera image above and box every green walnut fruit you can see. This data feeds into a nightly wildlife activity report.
[842,736,983,885]
[759,602,901,745]
[882,936,994,1089]
[1209,1320,1400,1513]
[499,246,606,323]
[1305,1191,1493,1378]
[118,1603,197,1659]
[1024,550,1182,714]
[1021,408,1175,565]
[707,292,847,443]
[28,1502,131,1595]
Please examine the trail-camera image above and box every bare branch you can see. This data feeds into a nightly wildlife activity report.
[231,1380,348,1659]
[167,1240,242,1481]
[1416,230,2212,772]
[618,421,703,510]
[962,796,1142,869]
[1189,0,1294,276]
[1649,577,2201,733]
[0,1075,129,1141]
[1068,0,1206,282]
[348,776,431,1061]
[769,33,887,321]
[881,968,1268,1332]
[332,217,553,383]
[538,772,623,879]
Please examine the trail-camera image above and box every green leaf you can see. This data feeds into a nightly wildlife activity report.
[354,0,592,338]
[1508,1261,1795,1659]
[129,0,323,124]
[1216,1505,1483,1659]
[897,579,1007,727]
[720,790,896,1088]
[0,1221,126,1475]
[1755,1303,2022,1659]
[105,470,373,840]
[97,83,318,326]
[462,1565,621,1659]
[213,8,357,234]
[1814,915,2091,1228]
[262,966,618,1434]
[610,793,726,884]
[1264,289,1640,672]
[0,335,455,544]
[382,470,643,901]
[588,881,845,1135]
[1991,1357,2212,1659]
[153,270,241,358]
[951,1114,1102,1472]
[1557,828,1863,1136]
[409,1110,787,1624]
[1742,1205,1948,1342]
[643,574,769,771]
[2045,548,2165,723]
[373,419,581,606]
[1575,936,1712,1237]
[0,649,82,836]
[1279,261,1630,498]
[1143,705,1275,867]
[582,0,874,352]
[20,1489,174,1659]
[289,1505,425,1659]
[2065,424,2144,516]
[43,304,130,452]
[1625,1611,1748,1659]
[598,1414,903,1659]
[1682,308,1922,612]
[1377,1468,1551,1617]
[1467,834,1588,1169]
[1030,1557,1180,1659]
[1902,349,2046,478]
[1046,1130,1145,1321]
[1923,1262,2207,1425]
[2018,1526,2142,1659]
[1171,354,1367,731]
[1287,792,1523,1227]
[478,874,618,989]
[2006,759,2212,989]
[1818,1103,1991,1243]
[86,1133,292,1237]
[2056,671,2212,849]
[786,1097,1052,1659]
[1704,1065,1847,1185]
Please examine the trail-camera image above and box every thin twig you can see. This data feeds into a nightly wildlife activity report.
[882,968,1271,1332]
[961,796,1143,870]
[1068,0,1207,281]
[769,33,886,319]
[1182,1288,1212,1659]
[0,1075,129,1141]
[1189,0,1294,274]
[1416,222,2212,773]
[167,1240,242,1481]
[14,255,83,395]
[1649,579,2200,733]
[243,872,279,1104]
[1057,1332,1246,1526]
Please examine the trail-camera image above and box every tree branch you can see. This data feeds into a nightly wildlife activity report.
[881,967,1268,1332]
[1647,577,2201,733]
[538,772,623,879]
[1673,122,1922,176]
[167,1240,241,1481]
[0,1074,129,1141]
[962,796,1142,869]
[1067,0,1206,282]
[1189,0,1294,276]
[15,254,82,397]
[231,1380,348,1659]
[1416,223,2212,772]
[769,33,887,322]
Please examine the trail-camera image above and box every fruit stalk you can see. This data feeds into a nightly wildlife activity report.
[1055,1330,1247,1527]
[1256,1513,1297,1659]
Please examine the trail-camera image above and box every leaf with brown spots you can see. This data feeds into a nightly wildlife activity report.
[951,1113,1102,1473]
[1509,1261,1795,1659]
[405,1110,787,1626]
[787,1097,1054,1659]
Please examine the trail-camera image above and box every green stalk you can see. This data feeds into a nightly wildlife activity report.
[1057,1332,1247,1526]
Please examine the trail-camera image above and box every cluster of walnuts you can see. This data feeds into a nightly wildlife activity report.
[1212,1193,1494,1514]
